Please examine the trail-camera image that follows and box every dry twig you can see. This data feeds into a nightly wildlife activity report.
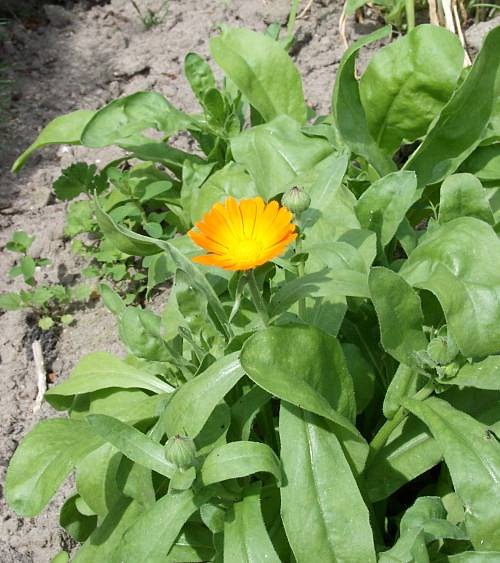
[32,340,46,414]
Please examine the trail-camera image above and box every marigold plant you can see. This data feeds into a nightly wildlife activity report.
[4,22,500,563]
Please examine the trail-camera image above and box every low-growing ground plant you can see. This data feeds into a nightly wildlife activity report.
[5,21,500,563]
[0,230,94,329]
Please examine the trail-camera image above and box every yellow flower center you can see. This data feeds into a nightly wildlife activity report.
[229,238,262,264]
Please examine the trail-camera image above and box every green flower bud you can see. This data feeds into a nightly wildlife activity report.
[427,336,457,365]
[437,361,460,381]
[282,186,311,214]
[164,435,196,470]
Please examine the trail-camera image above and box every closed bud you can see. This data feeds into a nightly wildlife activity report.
[427,336,457,366]
[282,186,311,215]
[164,434,196,470]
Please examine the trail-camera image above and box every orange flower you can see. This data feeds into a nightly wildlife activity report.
[188,197,297,271]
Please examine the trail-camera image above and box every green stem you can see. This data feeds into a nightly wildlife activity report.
[295,233,306,319]
[367,383,433,466]
[246,270,269,327]
[405,0,415,30]
[286,0,299,42]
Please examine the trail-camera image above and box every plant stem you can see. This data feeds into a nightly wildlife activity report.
[295,233,307,319]
[246,270,269,327]
[367,383,434,466]
[286,0,300,42]
[406,0,416,30]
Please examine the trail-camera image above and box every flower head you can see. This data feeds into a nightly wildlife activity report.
[188,196,297,271]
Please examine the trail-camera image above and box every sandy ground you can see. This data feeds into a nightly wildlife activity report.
[0,0,496,560]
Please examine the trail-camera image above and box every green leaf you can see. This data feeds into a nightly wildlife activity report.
[0,292,24,311]
[404,26,500,189]
[95,195,161,256]
[332,25,396,176]
[76,443,123,517]
[210,27,307,123]
[12,109,95,172]
[230,385,271,441]
[342,343,376,414]
[81,92,192,147]
[99,282,125,315]
[5,419,103,516]
[280,404,376,563]
[438,173,494,224]
[87,414,175,478]
[156,238,230,337]
[383,363,424,419]
[404,396,500,550]
[60,314,74,325]
[53,162,99,201]
[369,267,427,365]
[6,230,35,253]
[20,255,36,282]
[460,143,500,181]
[364,415,442,502]
[121,490,207,563]
[166,522,215,562]
[51,552,69,563]
[200,441,282,486]
[401,217,500,356]
[359,25,463,153]
[448,356,500,390]
[241,325,367,465]
[119,307,171,362]
[366,387,500,502]
[164,352,244,438]
[184,52,217,104]
[38,316,55,330]
[231,115,334,199]
[45,352,173,407]
[224,487,281,563]
[73,498,143,563]
[60,494,98,542]
[95,200,230,333]
[379,496,466,563]
[434,553,500,562]
[190,162,256,223]
[356,171,417,249]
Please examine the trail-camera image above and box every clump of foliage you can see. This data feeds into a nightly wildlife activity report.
[0,230,93,329]
[345,0,499,30]
[5,22,500,562]
[128,0,169,29]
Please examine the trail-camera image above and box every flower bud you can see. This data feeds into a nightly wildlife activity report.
[282,186,311,215]
[427,336,457,366]
[164,435,196,470]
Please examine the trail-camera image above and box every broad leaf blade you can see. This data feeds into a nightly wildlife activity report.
[164,352,244,438]
[332,26,396,176]
[404,26,500,189]
[401,217,500,357]
[6,419,103,517]
[224,487,281,563]
[369,267,427,365]
[280,404,376,563]
[45,352,174,405]
[200,441,282,486]
[87,414,175,478]
[12,109,95,172]
[404,396,500,550]
[210,28,307,123]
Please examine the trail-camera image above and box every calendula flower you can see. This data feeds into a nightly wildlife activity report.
[188,196,297,271]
